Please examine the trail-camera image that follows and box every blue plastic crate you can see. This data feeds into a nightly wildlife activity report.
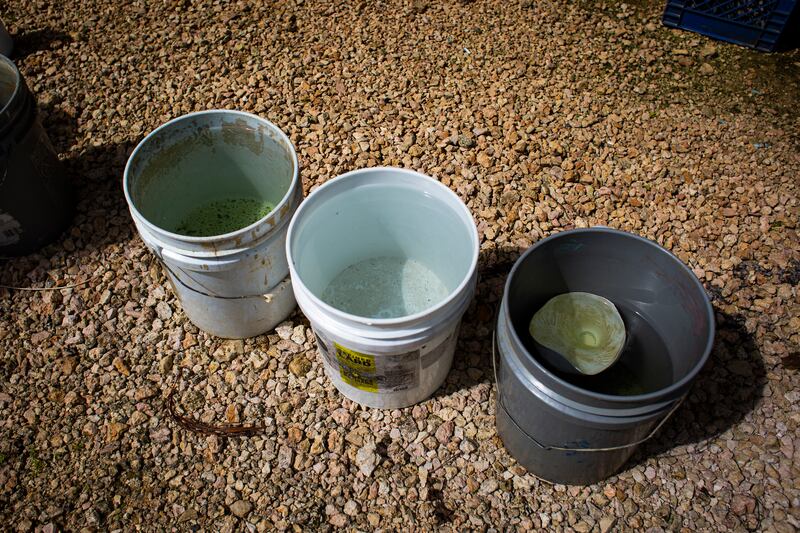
[663,0,799,52]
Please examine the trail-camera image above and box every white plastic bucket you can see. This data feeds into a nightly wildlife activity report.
[123,110,301,339]
[286,167,479,408]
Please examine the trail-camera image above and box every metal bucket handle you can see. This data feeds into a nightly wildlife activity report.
[492,333,685,453]
[154,252,277,301]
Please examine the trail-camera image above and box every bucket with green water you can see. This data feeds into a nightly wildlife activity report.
[123,110,301,338]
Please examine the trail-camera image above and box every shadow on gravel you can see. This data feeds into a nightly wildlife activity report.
[66,140,137,245]
[33,106,135,251]
[9,27,73,60]
[38,105,79,155]
[36,106,137,253]
[434,244,527,397]
[626,308,766,468]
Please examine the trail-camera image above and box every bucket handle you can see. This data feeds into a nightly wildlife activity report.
[492,333,685,453]
[155,253,278,301]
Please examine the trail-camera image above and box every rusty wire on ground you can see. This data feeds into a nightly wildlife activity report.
[165,385,267,438]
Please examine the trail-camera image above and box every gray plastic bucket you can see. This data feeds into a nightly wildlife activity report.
[495,227,714,485]
[0,54,72,256]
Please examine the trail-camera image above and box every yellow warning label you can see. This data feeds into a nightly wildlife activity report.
[335,344,376,372]
[334,343,378,392]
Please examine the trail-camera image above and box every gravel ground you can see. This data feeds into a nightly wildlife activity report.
[1,0,799,531]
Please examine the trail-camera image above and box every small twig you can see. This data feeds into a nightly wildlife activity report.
[0,272,107,292]
[165,386,266,438]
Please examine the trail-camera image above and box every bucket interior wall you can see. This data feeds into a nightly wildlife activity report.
[291,181,473,300]
[507,231,711,386]
[128,116,294,233]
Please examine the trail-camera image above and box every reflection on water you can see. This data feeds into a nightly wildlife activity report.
[539,302,674,396]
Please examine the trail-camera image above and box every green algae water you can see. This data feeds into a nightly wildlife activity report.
[321,256,451,319]
[174,197,273,237]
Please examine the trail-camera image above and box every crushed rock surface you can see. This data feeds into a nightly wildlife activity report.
[1,0,798,531]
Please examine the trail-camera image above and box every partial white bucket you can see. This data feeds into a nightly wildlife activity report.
[286,167,479,408]
[123,110,301,339]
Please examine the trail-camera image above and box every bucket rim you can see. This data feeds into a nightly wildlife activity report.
[286,166,480,328]
[0,54,22,119]
[502,226,716,404]
[122,109,300,244]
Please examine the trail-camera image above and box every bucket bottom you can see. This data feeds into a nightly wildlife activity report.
[495,401,638,485]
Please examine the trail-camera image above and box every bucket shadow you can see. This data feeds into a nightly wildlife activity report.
[434,244,528,396]
[10,28,73,60]
[38,104,80,155]
[66,141,138,245]
[625,308,767,468]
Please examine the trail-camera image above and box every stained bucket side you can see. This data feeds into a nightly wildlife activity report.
[308,277,474,408]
